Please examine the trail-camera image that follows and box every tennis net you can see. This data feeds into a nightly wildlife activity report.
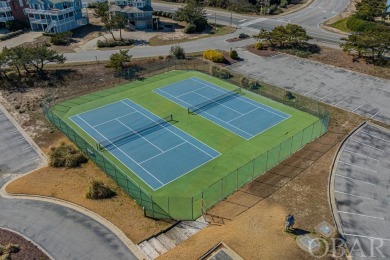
[97,114,173,150]
[187,88,241,114]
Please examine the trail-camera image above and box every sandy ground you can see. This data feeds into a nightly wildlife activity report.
[6,139,173,244]
[158,105,363,259]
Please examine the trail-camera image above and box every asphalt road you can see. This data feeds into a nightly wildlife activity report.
[0,104,138,260]
[152,0,348,45]
[230,49,390,125]
[333,123,390,259]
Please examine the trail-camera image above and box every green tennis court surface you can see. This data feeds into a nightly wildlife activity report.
[50,70,325,219]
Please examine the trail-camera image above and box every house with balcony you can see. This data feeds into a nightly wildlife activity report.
[25,0,88,33]
[109,0,153,30]
[1,0,29,25]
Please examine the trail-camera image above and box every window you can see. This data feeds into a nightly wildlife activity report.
[75,1,80,6]
[18,0,23,7]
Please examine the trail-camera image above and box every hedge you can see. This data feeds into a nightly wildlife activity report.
[203,49,226,63]
[346,16,390,32]
[97,39,135,48]
[0,30,23,41]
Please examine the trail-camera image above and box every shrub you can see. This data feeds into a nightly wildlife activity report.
[183,23,196,33]
[210,65,231,79]
[203,49,226,63]
[286,91,295,100]
[0,30,23,41]
[229,49,239,59]
[86,180,116,200]
[346,16,390,32]
[97,39,134,48]
[240,76,260,90]
[170,45,186,59]
[193,17,208,32]
[49,142,87,168]
[5,244,19,254]
[255,42,263,50]
[5,20,29,31]
[50,31,73,45]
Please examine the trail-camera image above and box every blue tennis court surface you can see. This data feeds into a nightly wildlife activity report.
[154,77,291,139]
[70,99,220,190]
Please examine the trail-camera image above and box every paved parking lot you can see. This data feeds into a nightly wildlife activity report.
[0,105,44,175]
[332,123,390,259]
[231,50,390,125]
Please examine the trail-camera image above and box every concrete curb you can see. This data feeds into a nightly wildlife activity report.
[328,121,366,236]
[0,176,147,260]
[0,227,55,260]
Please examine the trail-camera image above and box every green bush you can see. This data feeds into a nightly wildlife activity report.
[49,142,88,168]
[50,31,73,45]
[170,45,186,59]
[346,16,390,32]
[203,49,226,63]
[255,42,264,50]
[210,65,231,79]
[193,17,208,32]
[229,49,239,59]
[0,30,23,41]
[183,23,196,33]
[97,39,134,48]
[240,76,260,90]
[86,180,116,200]
[5,20,29,32]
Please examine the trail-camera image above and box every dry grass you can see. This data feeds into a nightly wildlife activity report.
[158,105,363,259]
[6,139,172,244]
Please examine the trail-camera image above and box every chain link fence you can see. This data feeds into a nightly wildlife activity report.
[42,58,329,220]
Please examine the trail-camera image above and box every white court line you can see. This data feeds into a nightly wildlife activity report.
[343,234,390,241]
[121,100,219,158]
[339,161,377,173]
[92,111,138,127]
[360,130,390,144]
[348,139,384,152]
[370,109,382,119]
[154,88,254,139]
[352,103,364,112]
[191,77,290,119]
[76,115,164,186]
[116,119,164,153]
[334,190,377,201]
[343,149,379,161]
[335,174,377,186]
[139,142,186,164]
[193,91,245,115]
[338,211,384,220]
[72,99,126,117]
[176,85,209,98]
[227,107,260,123]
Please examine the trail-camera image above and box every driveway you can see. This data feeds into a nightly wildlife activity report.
[0,104,139,260]
[0,31,42,49]
[230,50,390,125]
[331,123,390,259]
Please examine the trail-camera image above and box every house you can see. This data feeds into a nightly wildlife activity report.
[0,0,29,25]
[109,0,153,30]
[24,0,88,32]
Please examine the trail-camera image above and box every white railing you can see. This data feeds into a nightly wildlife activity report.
[24,7,75,16]
[29,17,50,24]
[0,16,14,22]
[0,6,11,12]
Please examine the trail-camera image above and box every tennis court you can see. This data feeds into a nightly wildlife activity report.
[154,77,290,139]
[69,98,220,190]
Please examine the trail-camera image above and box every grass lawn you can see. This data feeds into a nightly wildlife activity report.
[328,17,352,33]
[148,25,236,46]
[51,70,322,219]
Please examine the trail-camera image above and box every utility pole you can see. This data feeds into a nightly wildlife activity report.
[230,12,232,27]
[214,13,216,27]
